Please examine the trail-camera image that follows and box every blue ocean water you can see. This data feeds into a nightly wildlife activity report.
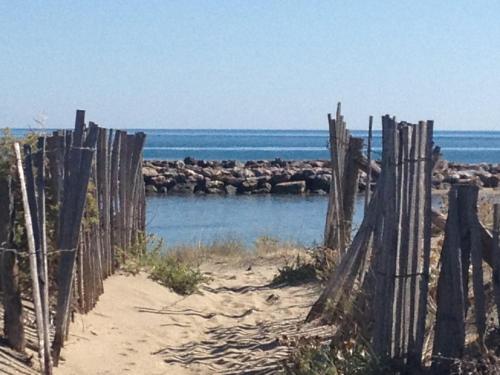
[137,129,500,164]
[10,128,500,163]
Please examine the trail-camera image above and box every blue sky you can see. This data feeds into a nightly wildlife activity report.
[1,1,499,130]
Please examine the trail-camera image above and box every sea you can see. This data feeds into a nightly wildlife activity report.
[9,128,500,247]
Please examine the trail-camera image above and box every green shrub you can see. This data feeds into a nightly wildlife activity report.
[284,338,389,375]
[149,256,206,295]
[272,254,317,285]
[118,233,207,295]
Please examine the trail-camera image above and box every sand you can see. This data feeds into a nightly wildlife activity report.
[54,258,323,374]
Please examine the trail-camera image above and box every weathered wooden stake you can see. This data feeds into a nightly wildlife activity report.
[14,142,46,372]
[493,203,500,323]
[0,176,26,352]
[35,137,54,374]
[364,115,373,211]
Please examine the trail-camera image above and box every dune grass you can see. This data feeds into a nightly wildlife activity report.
[118,233,308,294]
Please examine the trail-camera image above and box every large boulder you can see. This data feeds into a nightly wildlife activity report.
[291,168,316,181]
[233,168,255,179]
[238,178,258,193]
[271,181,306,194]
[270,172,292,185]
[206,180,225,190]
[143,166,159,178]
[253,183,272,194]
[169,182,196,194]
[184,156,196,165]
[308,174,331,191]
[220,176,243,187]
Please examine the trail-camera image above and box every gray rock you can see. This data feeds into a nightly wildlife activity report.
[271,181,306,194]
[145,185,158,194]
[170,183,196,194]
[270,173,291,185]
[143,166,159,178]
[207,180,225,190]
[239,178,258,193]
[291,168,315,181]
[184,156,196,165]
[308,175,331,191]
[225,185,238,195]
[253,183,272,194]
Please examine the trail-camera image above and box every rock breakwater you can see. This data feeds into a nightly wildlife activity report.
[142,157,500,195]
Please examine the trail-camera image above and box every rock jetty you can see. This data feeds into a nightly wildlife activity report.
[142,157,500,195]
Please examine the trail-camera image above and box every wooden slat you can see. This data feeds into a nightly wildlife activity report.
[14,142,46,372]
[0,176,25,352]
[493,203,500,323]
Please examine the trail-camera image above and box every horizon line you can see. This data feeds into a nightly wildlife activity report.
[6,126,500,132]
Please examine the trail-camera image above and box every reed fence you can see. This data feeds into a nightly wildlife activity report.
[0,110,146,374]
[311,106,500,372]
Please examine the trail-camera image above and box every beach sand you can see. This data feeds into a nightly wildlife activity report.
[54,257,322,374]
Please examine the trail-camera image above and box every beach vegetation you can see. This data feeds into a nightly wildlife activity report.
[117,233,208,295]
[272,254,317,286]
[283,337,390,375]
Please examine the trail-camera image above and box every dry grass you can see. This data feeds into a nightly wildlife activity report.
[165,235,307,267]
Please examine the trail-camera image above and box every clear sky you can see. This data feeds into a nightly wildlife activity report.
[1,1,499,130]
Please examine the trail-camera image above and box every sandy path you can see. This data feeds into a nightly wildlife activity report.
[55,261,321,374]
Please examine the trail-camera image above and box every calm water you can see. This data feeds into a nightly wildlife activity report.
[147,194,365,247]
[8,128,498,246]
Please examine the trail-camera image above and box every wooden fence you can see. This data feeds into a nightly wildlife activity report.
[309,114,435,367]
[324,103,363,253]
[0,110,146,374]
[432,184,500,372]
[311,108,500,371]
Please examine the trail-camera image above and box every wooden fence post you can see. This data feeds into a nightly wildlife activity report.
[52,117,98,365]
[0,175,25,352]
[343,137,363,239]
[14,142,46,372]
[493,203,500,323]
[35,137,54,374]
[364,116,373,211]
[324,103,348,252]
[432,184,481,371]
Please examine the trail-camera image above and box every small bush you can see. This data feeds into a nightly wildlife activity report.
[272,255,317,286]
[149,256,206,295]
[118,233,207,295]
[284,338,389,375]
[285,340,337,375]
